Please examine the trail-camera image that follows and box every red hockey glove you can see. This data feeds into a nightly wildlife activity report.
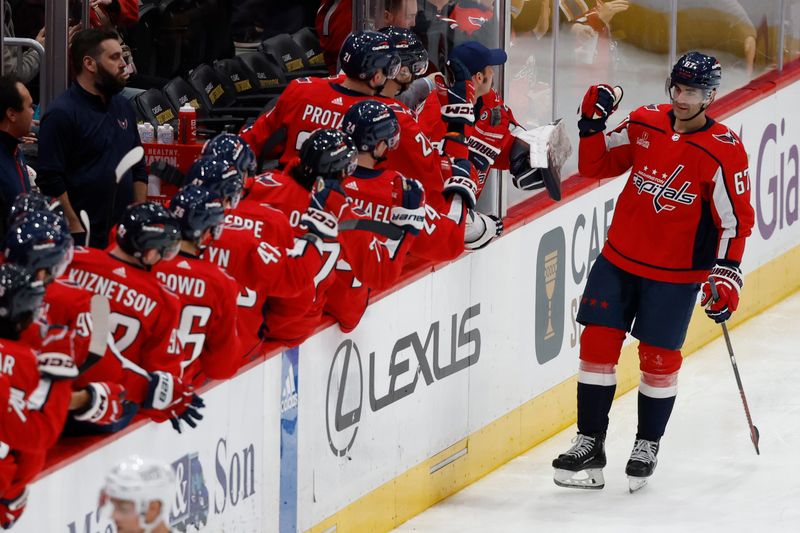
[443,158,478,209]
[578,84,623,135]
[0,488,27,530]
[390,176,426,235]
[700,264,743,323]
[301,178,349,240]
[72,382,127,426]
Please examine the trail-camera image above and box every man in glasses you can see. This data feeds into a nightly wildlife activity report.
[553,52,754,492]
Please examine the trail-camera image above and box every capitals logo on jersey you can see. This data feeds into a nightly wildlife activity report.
[632,164,697,213]
[713,130,739,146]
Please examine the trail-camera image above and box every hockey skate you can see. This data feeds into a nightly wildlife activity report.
[626,438,659,493]
[552,432,606,489]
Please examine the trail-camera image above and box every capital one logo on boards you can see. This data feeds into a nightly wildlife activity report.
[535,227,565,364]
[325,305,482,457]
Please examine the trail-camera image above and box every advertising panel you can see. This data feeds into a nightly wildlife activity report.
[21,359,281,533]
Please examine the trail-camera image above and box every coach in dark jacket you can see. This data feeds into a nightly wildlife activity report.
[37,28,146,248]
[0,75,34,234]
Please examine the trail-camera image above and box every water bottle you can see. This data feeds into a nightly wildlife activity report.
[178,104,197,144]
[138,122,155,143]
[157,123,174,144]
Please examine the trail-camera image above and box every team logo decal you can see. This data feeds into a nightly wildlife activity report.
[632,164,697,213]
[713,131,739,146]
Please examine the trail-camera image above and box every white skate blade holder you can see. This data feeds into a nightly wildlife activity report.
[554,468,605,490]
[628,475,648,493]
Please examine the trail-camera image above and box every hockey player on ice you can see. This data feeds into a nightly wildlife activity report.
[552,51,754,492]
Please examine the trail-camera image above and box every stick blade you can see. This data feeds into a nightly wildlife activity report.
[115,146,145,183]
[751,425,760,455]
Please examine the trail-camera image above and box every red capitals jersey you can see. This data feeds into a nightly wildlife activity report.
[0,336,72,454]
[21,279,127,394]
[0,327,77,498]
[240,79,450,201]
[152,253,241,387]
[344,166,464,262]
[579,104,755,283]
[324,170,419,332]
[64,248,183,402]
[227,198,296,247]
[237,170,343,344]
[204,224,325,352]
[418,88,518,196]
[21,280,93,371]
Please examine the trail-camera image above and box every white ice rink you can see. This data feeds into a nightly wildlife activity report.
[394,291,800,533]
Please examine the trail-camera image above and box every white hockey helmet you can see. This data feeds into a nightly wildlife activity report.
[101,455,175,533]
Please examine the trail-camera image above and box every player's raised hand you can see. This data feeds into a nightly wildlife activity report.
[578,84,623,135]
[390,176,426,235]
[440,57,476,128]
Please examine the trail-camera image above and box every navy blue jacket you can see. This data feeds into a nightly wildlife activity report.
[36,83,147,243]
[0,130,31,232]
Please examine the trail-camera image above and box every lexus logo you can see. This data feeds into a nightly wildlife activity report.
[325,339,364,457]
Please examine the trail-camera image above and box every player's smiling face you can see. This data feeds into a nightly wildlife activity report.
[669,82,713,120]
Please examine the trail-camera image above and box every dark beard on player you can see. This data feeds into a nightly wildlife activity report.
[94,63,126,97]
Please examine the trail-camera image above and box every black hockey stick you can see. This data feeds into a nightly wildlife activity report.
[339,218,404,240]
[709,278,761,455]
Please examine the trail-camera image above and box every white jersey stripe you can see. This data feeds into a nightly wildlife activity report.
[712,166,739,248]
[605,125,630,149]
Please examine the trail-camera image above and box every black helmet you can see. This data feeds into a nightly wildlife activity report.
[339,31,401,81]
[116,202,181,261]
[669,51,721,92]
[7,191,65,227]
[341,100,400,153]
[297,129,358,187]
[0,263,45,325]
[185,156,244,208]
[4,211,74,282]
[201,133,257,177]
[379,26,428,77]
[169,185,226,247]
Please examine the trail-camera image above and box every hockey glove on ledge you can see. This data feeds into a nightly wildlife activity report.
[700,264,743,323]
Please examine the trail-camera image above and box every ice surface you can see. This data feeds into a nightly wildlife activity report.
[394,292,800,532]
